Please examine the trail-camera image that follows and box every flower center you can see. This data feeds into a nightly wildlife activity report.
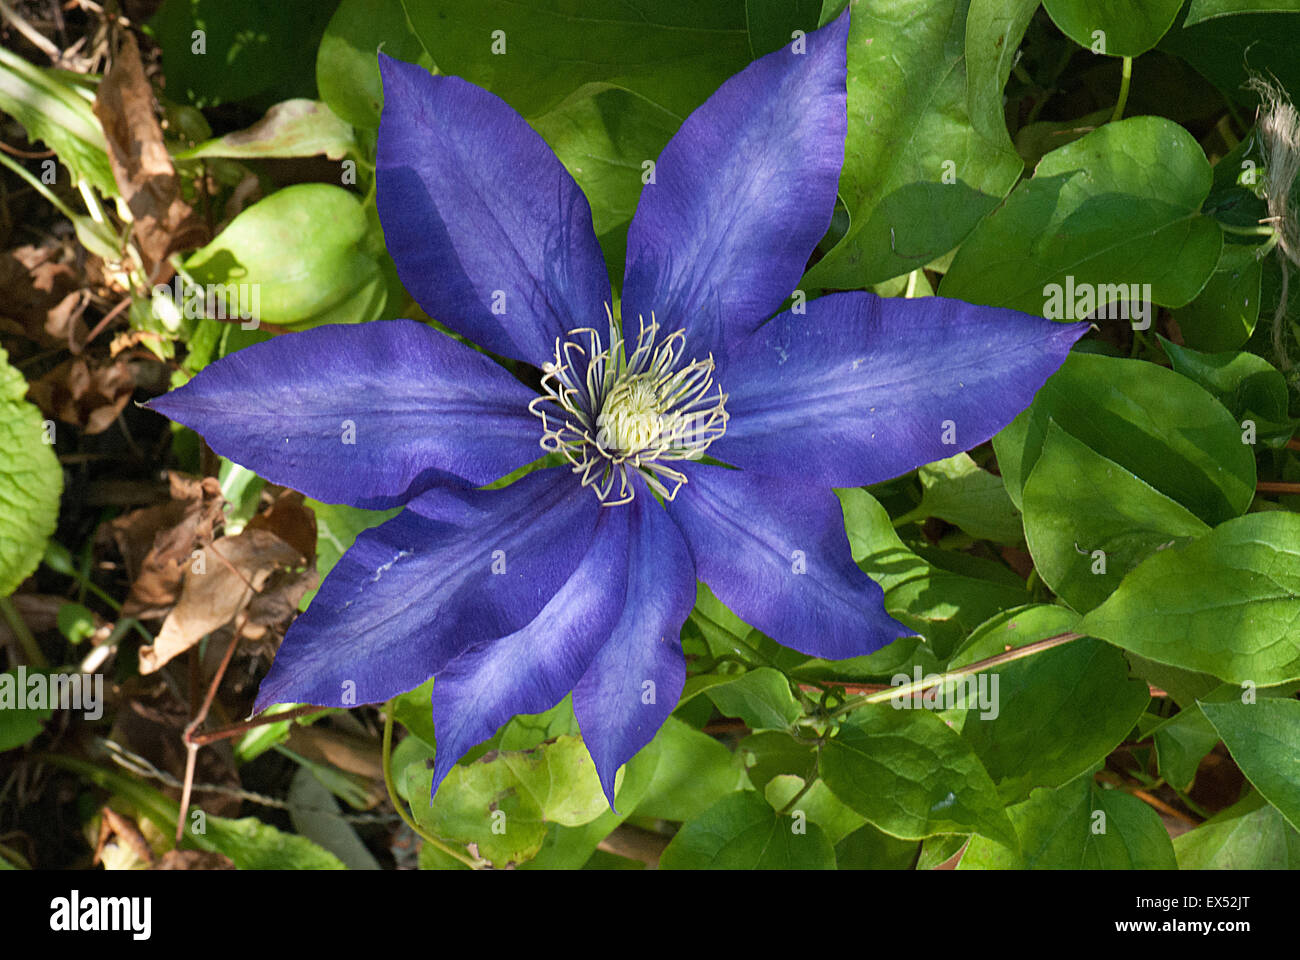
[528,307,728,506]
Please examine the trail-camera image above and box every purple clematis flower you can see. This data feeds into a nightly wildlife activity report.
[146,10,1086,806]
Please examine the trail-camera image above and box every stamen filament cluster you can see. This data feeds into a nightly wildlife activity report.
[528,305,728,505]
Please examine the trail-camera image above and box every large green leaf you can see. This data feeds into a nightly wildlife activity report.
[1021,422,1211,612]
[1160,337,1295,447]
[632,717,747,822]
[408,735,612,867]
[836,488,1028,658]
[992,353,1256,525]
[704,667,802,731]
[819,705,1017,848]
[1160,10,1300,105]
[960,636,1150,801]
[148,0,336,108]
[959,773,1177,868]
[941,117,1221,316]
[659,791,836,869]
[531,84,680,238]
[804,0,1027,288]
[1200,698,1300,832]
[1083,512,1300,685]
[0,349,62,597]
[0,46,116,195]
[1042,0,1183,56]
[317,0,434,129]
[399,0,751,119]
[184,183,386,328]
[1170,244,1262,352]
[1187,0,1300,24]
[1174,791,1300,869]
[911,452,1023,544]
[746,0,824,57]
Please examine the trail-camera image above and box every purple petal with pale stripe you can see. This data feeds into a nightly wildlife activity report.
[713,292,1089,486]
[146,320,543,509]
[572,479,695,807]
[621,9,849,367]
[428,504,632,799]
[253,468,597,713]
[669,465,910,660]
[377,55,610,367]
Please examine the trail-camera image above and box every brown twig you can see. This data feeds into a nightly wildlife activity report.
[187,704,327,747]
[176,619,244,844]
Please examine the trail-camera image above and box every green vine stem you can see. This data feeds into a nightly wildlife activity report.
[828,630,1084,717]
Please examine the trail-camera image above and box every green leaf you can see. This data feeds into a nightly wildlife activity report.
[1083,512,1300,685]
[1160,11,1300,106]
[1021,421,1211,612]
[147,0,335,108]
[763,775,865,843]
[704,667,801,731]
[836,488,1029,658]
[833,823,920,869]
[184,183,386,329]
[1042,0,1183,56]
[960,636,1150,802]
[740,731,818,793]
[409,735,613,867]
[1160,336,1295,446]
[1200,697,1300,831]
[910,452,1023,543]
[0,46,116,195]
[1187,0,1300,24]
[1174,791,1300,869]
[746,0,823,57]
[204,814,347,870]
[1187,0,1300,23]
[804,0,1026,288]
[531,84,680,239]
[174,100,355,161]
[960,774,1177,868]
[317,0,435,129]
[632,717,747,822]
[992,353,1255,525]
[0,669,53,751]
[941,117,1221,317]
[1152,707,1220,792]
[0,348,62,597]
[521,731,664,869]
[1169,244,1262,352]
[819,704,1017,849]
[660,791,836,869]
[400,0,752,119]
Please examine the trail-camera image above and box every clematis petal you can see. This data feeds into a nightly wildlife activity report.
[572,478,696,807]
[146,320,545,509]
[428,502,633,799]
[621,9,849,366]
[252,468,598,713]
[713,292,1089,486]
[376,55,611,367]
[669,464,910,660]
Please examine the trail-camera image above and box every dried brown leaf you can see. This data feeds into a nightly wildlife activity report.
[138,528,304,674]
[92,33,207,274]
[27,356,135,434]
